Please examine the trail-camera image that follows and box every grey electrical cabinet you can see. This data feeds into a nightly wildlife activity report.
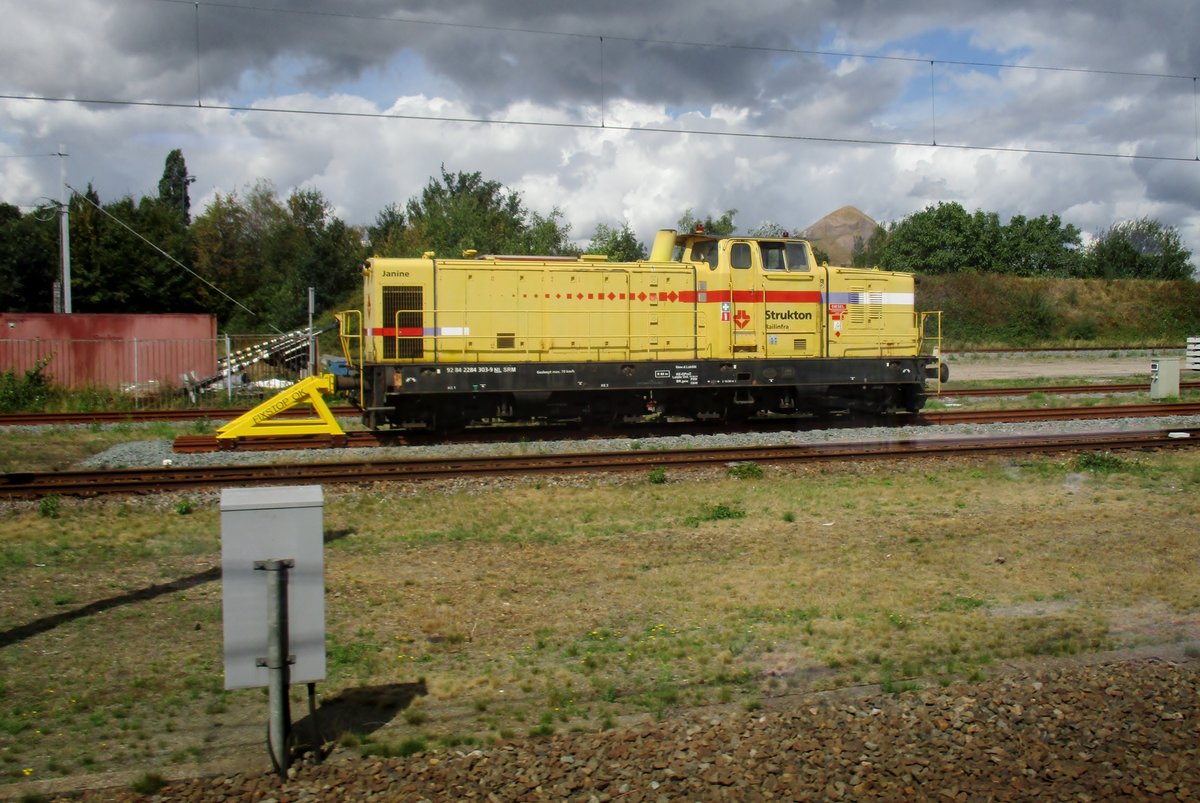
[221,485,326,690]
[1150,359,1180,400]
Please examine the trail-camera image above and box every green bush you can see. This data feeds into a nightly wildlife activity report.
[727,462,764,480]
[0,357,54,413]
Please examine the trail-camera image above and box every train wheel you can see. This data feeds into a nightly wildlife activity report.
[901,385,926,414]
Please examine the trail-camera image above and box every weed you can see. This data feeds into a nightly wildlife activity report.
[648,467,667,485]
[727,462,764,480]
[782,511,796,523]
[130,772,167,795]
[1073,451,1132,475]
[880,675,921,694]
[529,712,555,737]
[685,503,745,527]
[936,595,987,612]
[175,498,194,515]
[38,495,61,519]
[0,357,53,412]
[362,737,426,758]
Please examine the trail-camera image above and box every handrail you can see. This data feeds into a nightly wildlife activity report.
[335,310,363,407]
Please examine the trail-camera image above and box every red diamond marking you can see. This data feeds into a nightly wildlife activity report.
[608,292,615,300]
[638,292,647,301]
[667,291,678,302]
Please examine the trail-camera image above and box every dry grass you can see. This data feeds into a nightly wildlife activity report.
[0,421,215,473]
[2,449,1200,786]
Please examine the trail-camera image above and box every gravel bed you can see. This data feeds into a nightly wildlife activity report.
[40,656,1200,802]
[71,415,1200,471]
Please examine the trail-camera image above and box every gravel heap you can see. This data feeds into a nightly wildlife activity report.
[59,656,1198,801]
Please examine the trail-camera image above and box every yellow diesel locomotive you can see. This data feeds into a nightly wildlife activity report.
[335,228,942,429]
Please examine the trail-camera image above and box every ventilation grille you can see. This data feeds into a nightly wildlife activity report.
[497,333,516,349]
[793,338,807,351]
[849,289,884,325]
[382,285,424,359]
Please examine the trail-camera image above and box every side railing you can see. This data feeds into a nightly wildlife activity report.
[919,311,944,392]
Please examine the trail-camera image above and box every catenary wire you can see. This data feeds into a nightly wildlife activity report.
[4,93,1197,164]
[3,2,1197,162]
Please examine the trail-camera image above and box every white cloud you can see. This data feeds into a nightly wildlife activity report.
[1,0,1198,267]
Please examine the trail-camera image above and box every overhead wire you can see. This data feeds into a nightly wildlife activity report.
[4,92,1197,164]
[4,1,1199,163]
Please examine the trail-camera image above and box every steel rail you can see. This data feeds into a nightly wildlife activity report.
[938,381,1200,397]
[168,401,1200,453]
[3,428,1197,499]
[1,381,1196,429]
[922,401,1200,424]
[0,406,359,426]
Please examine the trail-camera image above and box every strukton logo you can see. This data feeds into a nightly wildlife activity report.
[765,310,813,321]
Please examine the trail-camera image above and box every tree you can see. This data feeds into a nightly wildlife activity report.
[192,183,289,329]
[999,214,1083,277]
[851,226,889,268]
[676,208,737,236]
[519,209,580,257]
[402,167,574,258]
[0,203,56,311]
[192,182,365,330]
[880,202,1003,274]
[367,203,407,257]
[157,149,193,224]
[586,222,646,261]
[282,187,365,321]
[748,221,791,238]
[1083,217,1193,280]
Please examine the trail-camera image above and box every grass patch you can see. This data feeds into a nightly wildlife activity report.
[1,449,1199,782]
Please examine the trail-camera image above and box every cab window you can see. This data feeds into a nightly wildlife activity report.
[691,241,717,269]
[760,242,786,271]
[785,242,811,272]
[731,242,751,269]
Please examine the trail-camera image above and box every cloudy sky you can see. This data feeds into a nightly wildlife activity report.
[3,0,1200,261]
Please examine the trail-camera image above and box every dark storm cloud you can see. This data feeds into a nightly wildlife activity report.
[4,0,1200,259]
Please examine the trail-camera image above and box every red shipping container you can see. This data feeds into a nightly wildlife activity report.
[0,313,218,391]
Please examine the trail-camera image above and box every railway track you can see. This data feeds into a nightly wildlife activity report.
[1,380,1195,429]
[167,401,1200,453]
[0,406,359,426]
[940,381,1199,397]
[924,400,1200,424]
[2,427,1196,499]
